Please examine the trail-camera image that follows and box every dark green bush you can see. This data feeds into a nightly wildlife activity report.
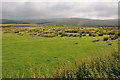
[14,31,19,33]
[108,43,112,45]
[92,34,96,37]
[103,37,109,41]
[79,35,82,38]
[88,33,92,36]
[65,30,78,33]
[118,33,120,36]
[98,33,103,36]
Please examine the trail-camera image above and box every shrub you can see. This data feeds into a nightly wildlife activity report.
[92,34,96,37]
[74,42,78,44]
[108,43,112,45]
[60,33,66,37]
[65,33,80,37]
[41,34,56,37]
[37,33,42,36]
[29,33,37,35]
[88,33,92,36]
[79,31,85,34]
[14,31,19,33]
[109,35,118,40]
[18,33,23,36]
[58,32,63,35]
[79,35,82,38]
[107,32,115,35]
[98,33,103,36]
[79,33,82,36]
[72,34,79,37]
[67,34,72,37]
[82,34,86,36]
[65,30,78,33]
[103,37,109,41]
[118,33,120,36]
[92,39,99,42]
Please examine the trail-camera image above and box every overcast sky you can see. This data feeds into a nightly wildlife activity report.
[1,2,118,20]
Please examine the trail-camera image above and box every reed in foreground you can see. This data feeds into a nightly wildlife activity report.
[54,50,120,79]
[2,50,119,78]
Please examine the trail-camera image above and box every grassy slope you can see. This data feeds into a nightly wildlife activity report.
[2,33,118,78]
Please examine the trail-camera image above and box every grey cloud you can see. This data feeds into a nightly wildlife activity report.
[2,2,118,20]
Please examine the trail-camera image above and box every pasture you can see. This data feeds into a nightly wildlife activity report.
[2,25,119,78]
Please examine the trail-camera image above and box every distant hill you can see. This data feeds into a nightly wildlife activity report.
[1,19,30,24]
[1,19,21,24]
[0,18,118,26]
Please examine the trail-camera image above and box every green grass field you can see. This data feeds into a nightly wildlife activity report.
[2,32,118,78]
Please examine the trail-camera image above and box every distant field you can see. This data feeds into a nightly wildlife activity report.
[2,25,119,78]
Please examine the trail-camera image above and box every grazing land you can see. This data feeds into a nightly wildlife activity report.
[2,24,119,78]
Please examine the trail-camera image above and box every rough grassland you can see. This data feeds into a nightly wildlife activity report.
[2,33,118,78]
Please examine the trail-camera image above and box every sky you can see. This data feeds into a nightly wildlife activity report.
[1,0,119,20]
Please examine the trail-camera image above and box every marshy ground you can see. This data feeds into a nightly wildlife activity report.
[2,24,119,78]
